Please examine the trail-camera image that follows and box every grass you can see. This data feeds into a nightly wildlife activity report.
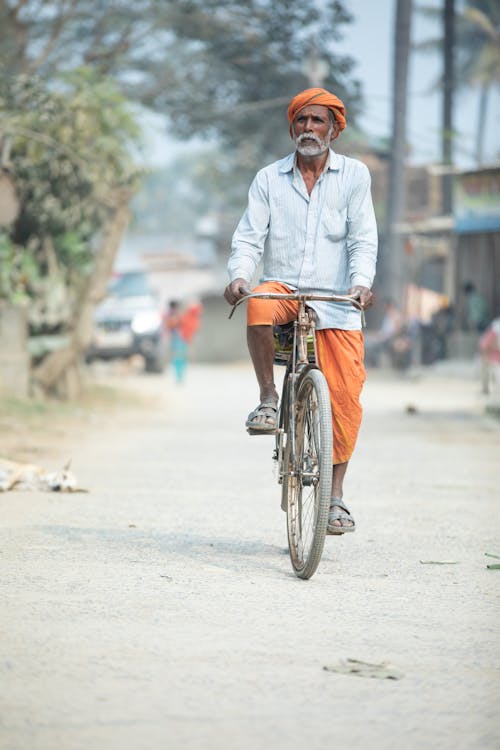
[0,381,150,418]
[1,395,73,418]
[0,379,154,464]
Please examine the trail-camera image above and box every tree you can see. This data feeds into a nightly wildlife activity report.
[384,0,413,307]
[0,69,142,395]
[442,0,455,213]
[0,0,361,165]
[0,0,362,396]
[460,1,500,163]
[415,0,500,165]
[3,71,139,269]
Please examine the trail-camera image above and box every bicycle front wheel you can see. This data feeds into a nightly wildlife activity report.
[283,368,333,579]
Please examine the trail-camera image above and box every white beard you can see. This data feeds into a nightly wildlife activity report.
[294,127,332,156]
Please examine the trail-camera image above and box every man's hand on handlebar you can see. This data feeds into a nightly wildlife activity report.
[349,285,373,310]
[224,278,252,306]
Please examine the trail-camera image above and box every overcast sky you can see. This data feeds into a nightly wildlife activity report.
[142,0,499,168]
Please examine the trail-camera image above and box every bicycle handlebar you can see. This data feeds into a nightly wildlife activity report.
[228,291,363,319]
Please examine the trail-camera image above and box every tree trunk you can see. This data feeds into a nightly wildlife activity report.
[442,0,455,214]
[32,190,132,397]
[384,0,413,308]
[475,83,489,166]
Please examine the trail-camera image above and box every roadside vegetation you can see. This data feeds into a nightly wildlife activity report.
[0,0,358,398]
[1,0,497,398]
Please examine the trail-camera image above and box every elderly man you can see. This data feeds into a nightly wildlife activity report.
[224,87,378,533]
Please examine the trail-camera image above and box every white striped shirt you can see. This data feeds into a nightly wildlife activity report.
[228,148,378,330]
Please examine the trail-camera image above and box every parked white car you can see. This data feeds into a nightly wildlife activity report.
[87,271,168,372]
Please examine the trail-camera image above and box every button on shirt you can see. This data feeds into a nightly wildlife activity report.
[228,149,378,330]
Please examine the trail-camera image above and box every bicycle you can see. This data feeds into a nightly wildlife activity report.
[230,291,363,579]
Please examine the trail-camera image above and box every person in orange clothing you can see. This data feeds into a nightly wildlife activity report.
[163,300,202,383]
[180,301,202,344]
[224,88,378,534]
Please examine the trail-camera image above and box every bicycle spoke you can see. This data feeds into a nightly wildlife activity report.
[285,370,333,578]
[295,388,319,560]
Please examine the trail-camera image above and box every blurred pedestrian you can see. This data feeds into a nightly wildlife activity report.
[364,299,406,367]
[163,300,202,384]
[180,301,202,345]
[164,301,187,383]
[378,299,403,344]
[479,317,500,395]
[462,281,489,332]
[429,301,455,361]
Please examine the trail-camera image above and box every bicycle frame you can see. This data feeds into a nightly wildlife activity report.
[230,290,364,577]
[230,290,363,483]
[280,298,320,479]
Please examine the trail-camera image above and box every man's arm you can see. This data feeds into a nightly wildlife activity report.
[346,163,378,309]
[225,170,270,305]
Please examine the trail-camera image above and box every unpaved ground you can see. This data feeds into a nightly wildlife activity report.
[1,363,499,750]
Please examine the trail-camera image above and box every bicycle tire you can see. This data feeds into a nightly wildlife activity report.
[275,364,292,505]
[282,368,333,579]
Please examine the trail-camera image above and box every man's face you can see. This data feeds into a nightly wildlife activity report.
[292,104,338,157]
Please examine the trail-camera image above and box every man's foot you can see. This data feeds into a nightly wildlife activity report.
[245,400,278,433]
[326,498,355,535]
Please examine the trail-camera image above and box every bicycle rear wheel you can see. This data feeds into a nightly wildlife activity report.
[283,368,333,579]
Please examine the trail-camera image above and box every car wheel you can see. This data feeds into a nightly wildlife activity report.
[144,353,166,373]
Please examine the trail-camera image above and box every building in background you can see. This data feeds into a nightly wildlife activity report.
[453,166,500,329]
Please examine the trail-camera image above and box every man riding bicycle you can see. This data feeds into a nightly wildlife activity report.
[224,87,378,534]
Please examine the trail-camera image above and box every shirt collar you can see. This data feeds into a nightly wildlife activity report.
[278,148,340,174]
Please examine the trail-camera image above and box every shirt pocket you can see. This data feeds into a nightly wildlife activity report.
[322,206,347,242]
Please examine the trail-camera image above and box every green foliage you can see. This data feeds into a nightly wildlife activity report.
[0,0,361,316]
[460,1,500,87]
[2,69,141,254]
[414,1,500,163]
[0,68,143,323]
[149,0,360,163]
[0,233,38,303]
[415,1,500,89]
[54,232,92,273]
[0,0,361,167]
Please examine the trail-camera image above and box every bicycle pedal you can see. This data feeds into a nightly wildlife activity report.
[246,428,277,436]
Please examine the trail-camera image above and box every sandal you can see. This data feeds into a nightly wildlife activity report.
[245,400,278,434]
[326,497,356,535]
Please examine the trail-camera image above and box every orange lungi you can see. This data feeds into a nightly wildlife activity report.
[247,281,366,464]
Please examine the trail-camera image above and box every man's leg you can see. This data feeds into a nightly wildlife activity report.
[246,282,298,429]
[332,461,348,498]
[246,324,279,426]
[316,329,366,532]
[330,462,354,529]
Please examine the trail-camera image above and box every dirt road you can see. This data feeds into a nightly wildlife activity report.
[1,363,499,750]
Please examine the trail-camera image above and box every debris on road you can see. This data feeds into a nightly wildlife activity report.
[485,552,500,569]
[323,658,404,680]
[419,560,459,565]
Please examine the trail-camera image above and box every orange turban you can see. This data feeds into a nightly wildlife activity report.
[287,88,346,136]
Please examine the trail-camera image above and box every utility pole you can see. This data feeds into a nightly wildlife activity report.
[384,0,413,307]
[442,0,455,214]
